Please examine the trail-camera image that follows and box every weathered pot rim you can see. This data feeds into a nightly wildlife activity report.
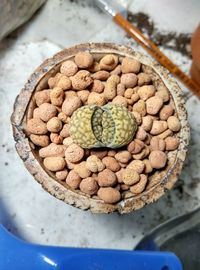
[11,43,190,214]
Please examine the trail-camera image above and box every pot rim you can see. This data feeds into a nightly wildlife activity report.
[11,43,190,214]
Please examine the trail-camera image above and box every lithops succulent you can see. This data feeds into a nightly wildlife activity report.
[103,103,137,148]
[69,105,102,149]
[69,103,137,149]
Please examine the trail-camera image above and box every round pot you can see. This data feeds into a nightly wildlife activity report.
[191,24,200,69]
[11,43,189,214]
[191,24,200,85]
[191,62,200,85]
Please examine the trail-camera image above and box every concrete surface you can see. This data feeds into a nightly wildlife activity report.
[0,0,200,249]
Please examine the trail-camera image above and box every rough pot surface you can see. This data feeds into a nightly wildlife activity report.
[11,43,189,214]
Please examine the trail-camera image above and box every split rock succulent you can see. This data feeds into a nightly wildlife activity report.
[69,103,137,149]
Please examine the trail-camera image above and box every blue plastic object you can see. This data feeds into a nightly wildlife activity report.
[135,237,160,251]
[0,225,182,270]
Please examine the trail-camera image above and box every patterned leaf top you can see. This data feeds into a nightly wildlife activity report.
[69,103,137,149]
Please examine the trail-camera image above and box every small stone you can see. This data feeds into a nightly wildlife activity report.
[60,60,78,76]
[80,177,98,195]
[121,73,138,88]
[98,187,121,204]
[121,57,141,73]
[167,116,181,132]
[122,169,140,185]
[74,161,91,178]
[112,96,128,107]
[65,143,84,163]
[146,96,163,115]
[98,169,117,187]
[127,139,145,154]
[143,159,153,174]
[149,150,167,169]
[130,174,147,194]
[102,156,120,172]
[137,73,151,86]
[74,51,94,68]
[115,151,132,163]
[127,160,145,174]
[132,100,146,116]
[150,137,166,151]
[159,105,174,120]
[141,116,153,131]
[56,170,68,181]
[150,120,168,135]
[66,170,81,189]
[138,85,155,100]
[165,137,179,150]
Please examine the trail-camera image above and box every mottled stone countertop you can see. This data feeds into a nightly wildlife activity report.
[0,0,200,249]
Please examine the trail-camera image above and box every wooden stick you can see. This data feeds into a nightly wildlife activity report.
[114,13,200,97]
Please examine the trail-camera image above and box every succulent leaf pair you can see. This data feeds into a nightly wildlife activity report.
[69,103,137,149]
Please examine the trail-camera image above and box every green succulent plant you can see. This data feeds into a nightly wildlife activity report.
[69,103,137,149]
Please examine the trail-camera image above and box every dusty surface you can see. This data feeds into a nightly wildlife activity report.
[127,11,192,57]
[0,0,200,249]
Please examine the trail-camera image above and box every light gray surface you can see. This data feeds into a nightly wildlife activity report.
[0,0,45,40]
[0,0,200,249]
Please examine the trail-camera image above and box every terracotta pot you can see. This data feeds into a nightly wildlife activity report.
[191,62,200,85]
[11,43,190,214]
[191,24,200,84]
[191,24,200,68]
